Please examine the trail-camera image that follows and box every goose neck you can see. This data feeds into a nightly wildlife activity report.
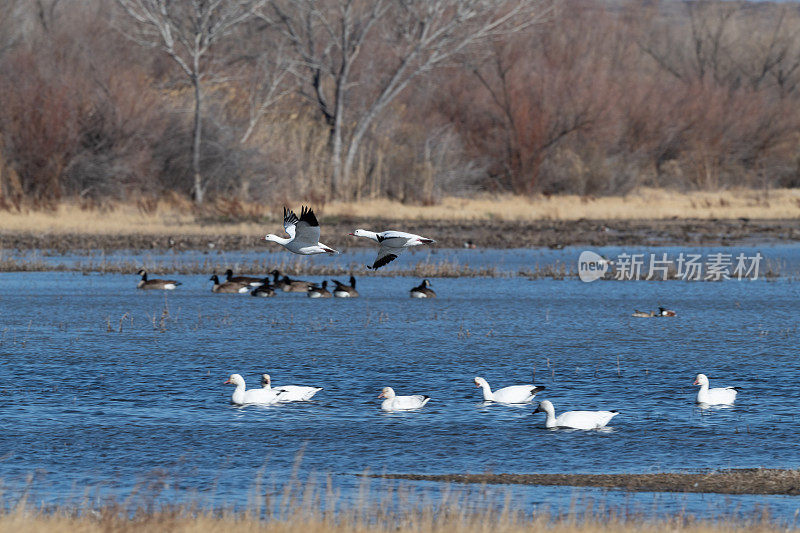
[478,381,494,401]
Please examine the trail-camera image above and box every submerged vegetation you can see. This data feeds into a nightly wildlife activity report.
[0,253,788,280]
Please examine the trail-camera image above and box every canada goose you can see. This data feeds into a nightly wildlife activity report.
[307,280,332,298]
[263,206,339,255]
[210,274,250,293]
[225,269,264,287]
[270,270,311,292]
[250,279,275,297]
[658,307,677,317]
[136,269,181,290]
[631,310,655,318]
[331,275,359,297]
[410,279,436,298]
[349,229,436,270]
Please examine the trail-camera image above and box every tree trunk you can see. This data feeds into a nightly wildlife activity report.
[192,75,204,205]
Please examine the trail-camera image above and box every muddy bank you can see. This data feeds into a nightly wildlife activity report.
[377,469,800,495]
[1,218,799,252]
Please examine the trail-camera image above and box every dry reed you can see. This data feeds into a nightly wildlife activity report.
[0,188,799,239]
[0,481,786,533]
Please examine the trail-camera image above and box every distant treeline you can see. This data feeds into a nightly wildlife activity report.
[1,0,799,208]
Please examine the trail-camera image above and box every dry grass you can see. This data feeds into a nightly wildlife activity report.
[0,511,786,533]
[0,496,785,533]
[0,188,798,238]
[327,188,800,221]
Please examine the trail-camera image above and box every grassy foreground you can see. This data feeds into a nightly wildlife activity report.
[0,505,785,533]
[0,189,798,237]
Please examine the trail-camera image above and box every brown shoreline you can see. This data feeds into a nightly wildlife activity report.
[376,469,800,496]
[1,218,799,252]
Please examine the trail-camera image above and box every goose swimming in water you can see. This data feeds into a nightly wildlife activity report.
[349,229,436,270]
[473,377,545,403]
[264,206,338,255]
[694,373,739,405]
[533,400,618,429]
[261,374,323,402]
[331,276,359,297]
[210,274,250,293]
[410,279,436,298]
[270,270,311,292]
[307,280,332,298]
[250,279,275,297]
[378,387,430,411]
[136,269,181,290]
[225,269,265,287]
[224,374,282,405]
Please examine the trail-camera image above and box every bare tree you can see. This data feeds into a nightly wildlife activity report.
[261,0,544,198]
[117,0,265,204]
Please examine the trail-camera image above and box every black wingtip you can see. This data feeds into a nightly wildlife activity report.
[610,410,619,413]
[372,254,398,270]
[533,385,546,392]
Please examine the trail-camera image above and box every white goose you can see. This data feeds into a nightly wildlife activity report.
[261,374,323,402]
[474,376,545,403]
[224,374,282,405]
[264,206,339,255]
[533,400,618,429]
[378,387,430,411]
[694,373,739,405]
[349,229,436,270]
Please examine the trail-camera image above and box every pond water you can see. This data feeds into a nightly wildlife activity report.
[1,246,800,521]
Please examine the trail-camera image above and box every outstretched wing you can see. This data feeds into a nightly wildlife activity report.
[283,207,299,240]
[292,206,321,245]
[370,244,406,269]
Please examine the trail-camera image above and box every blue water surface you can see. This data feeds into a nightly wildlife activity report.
[1,246,800,521]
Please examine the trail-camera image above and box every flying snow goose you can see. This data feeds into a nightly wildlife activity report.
[331,276,359,297]
[224,373,282,405]
[349,229,435,270]
[210,274,250,293]
[378,386,430,411]
[410,279,436,298]
[533,400,618,429]
[250,279,275,297]
[261,374,323,402]
[270,270,312,292]
[136,269,181,290]
[307,280,332,298]
[694,373,739,405]
[474,376,545,403]
[225,269,265,287]
[264,206,338,255]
